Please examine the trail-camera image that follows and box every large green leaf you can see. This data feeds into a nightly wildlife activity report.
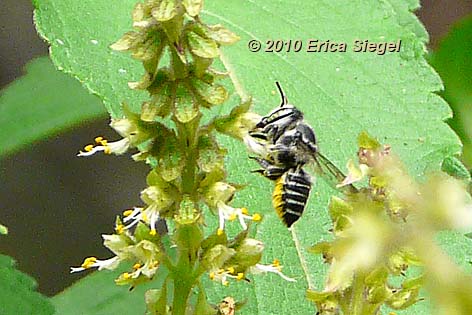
[430,15,472,166]
[52,265,164,315]
[33,0,465,314]
[0,57,106,157]
[0,254,54,315]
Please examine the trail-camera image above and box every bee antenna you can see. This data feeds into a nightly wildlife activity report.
[275,81,288,107]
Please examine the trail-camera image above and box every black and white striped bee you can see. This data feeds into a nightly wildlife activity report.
[248,82,357,227]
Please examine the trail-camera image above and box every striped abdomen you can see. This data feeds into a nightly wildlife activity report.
[272,167,312,227]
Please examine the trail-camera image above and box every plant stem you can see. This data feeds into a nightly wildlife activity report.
[171,47,188,80]
[350,272,366,315]
[170,66,202,313]
[172,244,198,315]
[172,276,193,315]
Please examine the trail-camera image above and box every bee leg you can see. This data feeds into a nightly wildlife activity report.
[249,157,287,180]
[248,130,269,141]
[251,169,266,175]
[248,156,273,168]
[252,167,287,180]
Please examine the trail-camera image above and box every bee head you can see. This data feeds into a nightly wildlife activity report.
[256,81,301,126]
[256,105,303,128]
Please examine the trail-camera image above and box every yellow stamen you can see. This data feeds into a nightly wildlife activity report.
[123,209,134,217]
[94,136,104,143]
[241,207,249,215]
[104,146,112,154]
[100,139,108,146]
[236,273,244,280]
[142,213,149,222]
[209,272,215,280]
[273,259,280,267]
[152,261,159,268]
[81,257,97,269]
[228,213,237,221]
[115,224,125,234]
[122,272,131,280]
[227,267,235,274]
[252,213,262,222]
[133,263,141,270]
[149,229,157,236]
[84,144,94,152]
[223,280,229,286]
[217,228,224,236]
[218,268,225,274]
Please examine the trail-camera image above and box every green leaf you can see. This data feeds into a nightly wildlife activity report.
[0,254,54,315]
[441,156,472,183]
[33,1,464,314]
[151,0,177,22]
[187,31,219,59]
[0,57,106,157]
[52,264,166,315]
[183,0,203,17]
[430,15,472,166]
[206,24,240,45]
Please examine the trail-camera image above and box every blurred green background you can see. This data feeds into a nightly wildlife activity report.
[0,0,471,297]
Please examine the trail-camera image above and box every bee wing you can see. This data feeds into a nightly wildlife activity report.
[311,151,358,194]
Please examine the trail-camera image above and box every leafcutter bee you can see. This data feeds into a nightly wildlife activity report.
[248,82,357,227]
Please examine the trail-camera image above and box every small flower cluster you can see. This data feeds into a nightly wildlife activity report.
[308,132,472,314]
[72,218,162,288]
[201,231,295,287]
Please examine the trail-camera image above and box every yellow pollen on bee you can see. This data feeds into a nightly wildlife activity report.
[209,272,215,280]
[94,136,104,143]
[122,272,131,280]
[237,273,244,280]
[104,146,112,154]
[273,259,280,267]
[252,213,262,222]
[241,207,249,215]
[115,224,125,234]
[81,257,97,269]
[149,229,157,236]
[84,144,94,152]
[123,209,134,217]
[227,267,235,274]
[133,263,141,270]
[228,213,237,221]
[217,228,224,236]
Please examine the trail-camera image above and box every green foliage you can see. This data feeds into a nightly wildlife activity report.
[0,255,54,315]
[0,57,106,157]
[52,264,164,315]
[441,156,472,183]
[430,15,472,167]
[30,0,470,314]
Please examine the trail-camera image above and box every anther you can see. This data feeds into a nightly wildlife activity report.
[123,209,134,217]
[252,213,262,222]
